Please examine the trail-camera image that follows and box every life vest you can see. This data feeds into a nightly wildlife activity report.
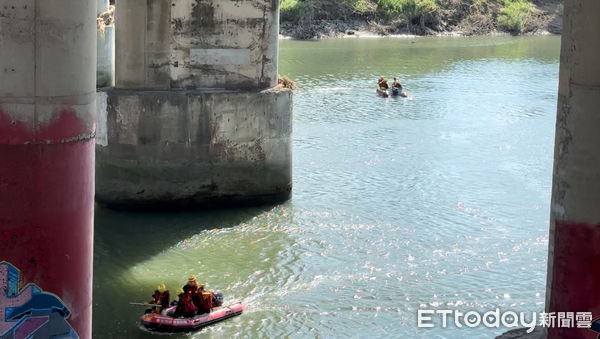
[197,291,213,314]
[151,290,170,313]
[180,294,197,314]
[153,291,169,304]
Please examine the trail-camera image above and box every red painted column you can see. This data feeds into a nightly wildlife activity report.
[546,1,600,338]
[0,1,96,338]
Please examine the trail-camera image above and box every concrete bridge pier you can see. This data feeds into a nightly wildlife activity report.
[546,0,600,338]
[96,0,293,209]
[0,1,96,338]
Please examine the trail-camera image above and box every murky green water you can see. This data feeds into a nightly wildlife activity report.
[93,36,560,338]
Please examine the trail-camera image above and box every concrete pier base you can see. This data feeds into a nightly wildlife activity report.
[95,88,292,209]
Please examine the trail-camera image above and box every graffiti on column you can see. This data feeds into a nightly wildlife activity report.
[0,262,78,339]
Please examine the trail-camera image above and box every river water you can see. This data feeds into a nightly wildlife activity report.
[93,36,560,338]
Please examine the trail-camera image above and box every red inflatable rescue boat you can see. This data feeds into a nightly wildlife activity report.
[141,303,245,332]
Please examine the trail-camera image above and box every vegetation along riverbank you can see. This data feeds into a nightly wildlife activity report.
[279,0,563,39]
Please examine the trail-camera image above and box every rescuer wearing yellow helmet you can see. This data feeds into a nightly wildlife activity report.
[378,76,389,90]
[183,275,200,294]
[148,283,170,314]
[182,275,205,312]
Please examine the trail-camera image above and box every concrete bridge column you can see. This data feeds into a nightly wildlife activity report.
[0,1,96,338]
[96,0,292,209]
[546,0,600,338]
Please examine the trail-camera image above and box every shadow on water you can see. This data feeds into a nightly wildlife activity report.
[93,203,274,270]
[92,203,282,338]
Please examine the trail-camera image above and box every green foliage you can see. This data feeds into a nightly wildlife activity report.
[498,0,531,33]
[278,0,549,35]
[347,0,372,15]
[376,0,404,19]
[375,0,439,22]
[280,0,310,22]
[281,0,373,22]
[419,0,438,15]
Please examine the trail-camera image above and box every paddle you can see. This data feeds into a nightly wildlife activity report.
[130,302,161,307]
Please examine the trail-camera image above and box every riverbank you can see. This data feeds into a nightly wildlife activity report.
[279,0,562,40]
